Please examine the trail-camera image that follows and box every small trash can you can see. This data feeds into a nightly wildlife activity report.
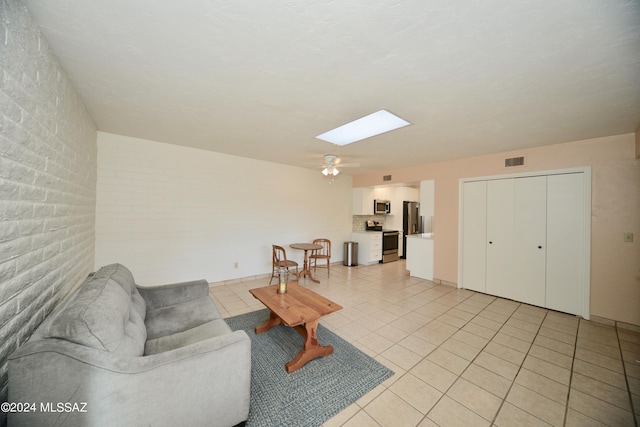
[343,241,358,266]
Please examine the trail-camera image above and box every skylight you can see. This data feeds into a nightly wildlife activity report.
[315,109,411,146]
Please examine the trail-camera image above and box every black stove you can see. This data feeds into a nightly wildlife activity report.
[365,220,382,231]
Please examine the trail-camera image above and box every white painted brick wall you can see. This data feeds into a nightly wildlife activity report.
[0,1,97,421]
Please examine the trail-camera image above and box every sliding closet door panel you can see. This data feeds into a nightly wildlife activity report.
[486,179,515,299]
[513,176,547,306]
[546,173,585,315]
[461,181,487,292]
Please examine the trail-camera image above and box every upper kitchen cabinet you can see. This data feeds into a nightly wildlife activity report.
[353,188,375,215]
[395,187,418,216]
[379,186,419,216]
[354,185,420,216]
[374,186,393,201]
[396,186,419,203]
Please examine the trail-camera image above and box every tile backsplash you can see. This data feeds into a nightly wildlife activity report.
[352,215,388,231]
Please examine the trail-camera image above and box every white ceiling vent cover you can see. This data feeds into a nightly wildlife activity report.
[505,156,525,167]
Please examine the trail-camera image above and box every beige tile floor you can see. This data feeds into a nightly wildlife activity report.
[210,261,640,427]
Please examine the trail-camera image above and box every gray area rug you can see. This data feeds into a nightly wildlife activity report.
[225,309,394,427]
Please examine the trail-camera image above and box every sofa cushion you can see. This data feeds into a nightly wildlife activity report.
[145,297,220,340]
[144,319,232,355]
[114,305,147,356]
[130,291,146,321]
[44,277,146,356]
[94,263,146,321]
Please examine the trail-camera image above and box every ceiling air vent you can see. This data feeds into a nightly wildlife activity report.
[383,175,392,181]
[505,156,525,167]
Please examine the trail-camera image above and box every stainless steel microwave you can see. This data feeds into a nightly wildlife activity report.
[374,200,390,214]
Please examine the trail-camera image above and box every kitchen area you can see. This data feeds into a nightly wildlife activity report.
[350,181,435,280]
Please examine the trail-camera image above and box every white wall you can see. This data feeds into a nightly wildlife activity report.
[0,0,97,418]
[355,134,640,326]
[96,132,353,285]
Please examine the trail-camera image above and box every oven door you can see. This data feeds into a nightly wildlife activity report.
[382,231,399,263]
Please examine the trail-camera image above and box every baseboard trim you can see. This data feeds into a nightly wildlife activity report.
[208,262,342,287]
[589,315,640,332]
[210,269,640,329]
[433,277,457,288]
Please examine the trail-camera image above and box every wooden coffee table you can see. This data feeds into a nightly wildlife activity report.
[249,283,343,373]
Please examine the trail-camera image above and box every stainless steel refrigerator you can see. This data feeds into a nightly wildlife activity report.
[402,201,421,258]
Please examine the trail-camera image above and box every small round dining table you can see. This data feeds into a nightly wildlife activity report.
[289,243,323,283]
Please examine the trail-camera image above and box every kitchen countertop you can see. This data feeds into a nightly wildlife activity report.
[406,233,434,239]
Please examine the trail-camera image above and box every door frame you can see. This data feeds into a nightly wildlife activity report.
[458,166,592,319]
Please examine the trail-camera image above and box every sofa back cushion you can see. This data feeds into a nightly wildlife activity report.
[44,265,147,356]
[94,264,146,320]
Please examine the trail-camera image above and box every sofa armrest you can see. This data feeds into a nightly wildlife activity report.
[137,279,209,310]
[8,330,251,427]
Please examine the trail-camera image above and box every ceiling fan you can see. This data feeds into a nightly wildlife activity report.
[316,154,360,179]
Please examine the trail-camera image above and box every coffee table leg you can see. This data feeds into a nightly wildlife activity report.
[285,319,334,373]
[255,310,282,334]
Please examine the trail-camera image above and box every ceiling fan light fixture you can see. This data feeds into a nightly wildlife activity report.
[316,109,410,146]
[322,167,339,176]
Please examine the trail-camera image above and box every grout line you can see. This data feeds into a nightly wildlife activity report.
[615,324,639,427]
[486,305,547,426]
[562,314,580,427]
[216,263,640,426]
[570,322,638,424]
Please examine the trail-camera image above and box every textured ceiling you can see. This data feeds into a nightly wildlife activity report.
[22,0,640,175]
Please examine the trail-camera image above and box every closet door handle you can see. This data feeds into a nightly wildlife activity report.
[489,241,493,244]
[538,245,543,249]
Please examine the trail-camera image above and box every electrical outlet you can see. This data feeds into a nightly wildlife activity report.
[624,232,633,243]
[234,262,238,269]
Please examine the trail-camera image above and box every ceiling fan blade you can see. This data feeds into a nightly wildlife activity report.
[307,154,361,170]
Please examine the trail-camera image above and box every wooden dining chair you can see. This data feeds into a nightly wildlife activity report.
[270,245,299,284]
[309,238,331,277]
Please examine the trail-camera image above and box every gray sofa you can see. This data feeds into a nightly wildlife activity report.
[8,263,251,427]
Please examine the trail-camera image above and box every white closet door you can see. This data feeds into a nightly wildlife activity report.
[513,176,547,306]
[461,181,487,292]
[546,173,585,315]
[486,179,515,300]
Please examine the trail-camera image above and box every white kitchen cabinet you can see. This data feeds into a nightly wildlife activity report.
[353,185,422,221]
[353,188,375,215]
[386,186,419,218]
[459,171,589,317]
[374,186,393,202]
[351,232,382,265]
[397,186,419,204]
